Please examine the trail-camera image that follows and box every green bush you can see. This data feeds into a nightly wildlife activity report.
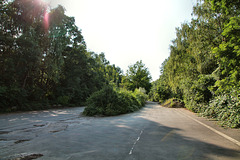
[133,88,148,106]
[83,86,147,116]
[202,90,240,128]
[83,86,117,116]
[57,96,70,106]
[148,80,172,103]
[183,75,215,112]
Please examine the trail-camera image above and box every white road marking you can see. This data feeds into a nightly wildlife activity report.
[129,130,144,155]
[176,109,240,147]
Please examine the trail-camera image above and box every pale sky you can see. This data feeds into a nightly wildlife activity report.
[46,0,196,81]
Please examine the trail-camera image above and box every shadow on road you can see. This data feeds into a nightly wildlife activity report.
[0,104,239,160]
[130,120,240,160]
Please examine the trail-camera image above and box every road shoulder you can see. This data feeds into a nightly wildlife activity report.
[175,108,240,146]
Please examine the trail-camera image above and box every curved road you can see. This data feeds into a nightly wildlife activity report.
[0,102,239,160]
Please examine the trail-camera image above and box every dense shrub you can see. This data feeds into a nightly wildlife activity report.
[183,75,215,112]
[202,90,240,128]
[148,79,172,103]
[133,88,148,106]
[83,86,147,116]
[57,96,70,105]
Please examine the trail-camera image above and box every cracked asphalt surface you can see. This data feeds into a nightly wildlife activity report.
[0,102,240,160]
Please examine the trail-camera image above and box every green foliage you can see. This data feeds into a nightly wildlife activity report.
[133,88,148,107]
[208,0,240,16]
[83,86,147,116]
[202,90,240,128]
[213,16,240,94]
[117,89,140,113]
[162,98,184,108]
[183,75,216,112]
[148,78,172,103]
[150,0,239,127]
[0,0,149,115]
[57,96,70,106]
[122,60,152,93]
[0,0,124,112]
[83,86,117,116]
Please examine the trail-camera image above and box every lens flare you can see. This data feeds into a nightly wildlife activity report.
[44,11,49,32]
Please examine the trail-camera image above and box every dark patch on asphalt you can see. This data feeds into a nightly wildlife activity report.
[0,138,7,141]
[0,131,10,134]
[49,130,60,133]
[33,124,45,127]
[12,153,43,160]
[14,139,30,144]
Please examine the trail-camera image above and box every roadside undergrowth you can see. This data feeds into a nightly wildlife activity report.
[161,98,184,108]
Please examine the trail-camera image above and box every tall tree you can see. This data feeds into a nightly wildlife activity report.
[208,0,240,94]
[150,0,240,127]
[0,0,48,109]
[123,60,152,93]
[0,0,120,110]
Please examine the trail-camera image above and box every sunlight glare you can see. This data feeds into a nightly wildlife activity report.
[41,0,49,3]
[44,11,49,31]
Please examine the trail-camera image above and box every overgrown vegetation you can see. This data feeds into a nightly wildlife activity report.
[83,86,147,116]
[202,90,240,128]
[4,0,239,126]
[0,0,152,113]
[149,0,240,128]
[82,61,151,116]
[161,98,184,108]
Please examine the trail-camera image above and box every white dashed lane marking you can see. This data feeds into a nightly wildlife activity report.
[129,129,144,155]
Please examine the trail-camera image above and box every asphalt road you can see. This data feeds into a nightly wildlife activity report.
[0,102,240,160]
